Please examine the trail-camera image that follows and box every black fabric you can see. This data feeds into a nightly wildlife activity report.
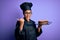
[20,2,33,11]
[15,18,42,40]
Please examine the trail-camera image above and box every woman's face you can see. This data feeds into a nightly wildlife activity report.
[24,10,32,19]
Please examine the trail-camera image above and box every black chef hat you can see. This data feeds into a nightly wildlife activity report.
[20,2,33,12]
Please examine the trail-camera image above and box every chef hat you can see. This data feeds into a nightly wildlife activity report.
[20,2,33,12]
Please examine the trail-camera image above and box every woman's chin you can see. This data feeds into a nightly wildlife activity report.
[26,17,30,19]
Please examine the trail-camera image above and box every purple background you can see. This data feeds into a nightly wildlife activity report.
[0,0,60,40]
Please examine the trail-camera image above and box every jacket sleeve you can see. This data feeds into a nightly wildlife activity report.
[15,21,25,40]
[36,28,42,37]
[33,22,42,37]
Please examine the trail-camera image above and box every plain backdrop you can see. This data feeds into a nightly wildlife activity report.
[0,0,60,40]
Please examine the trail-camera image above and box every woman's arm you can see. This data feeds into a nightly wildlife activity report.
[15,18,25,40]
[33,22,42,37]
[36,25,42,37]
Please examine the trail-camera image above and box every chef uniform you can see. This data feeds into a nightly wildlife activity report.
[15,2,42,40]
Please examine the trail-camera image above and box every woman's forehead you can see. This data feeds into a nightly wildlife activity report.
[25,10,31,12]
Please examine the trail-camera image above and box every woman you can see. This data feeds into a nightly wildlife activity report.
[15,2,48,40]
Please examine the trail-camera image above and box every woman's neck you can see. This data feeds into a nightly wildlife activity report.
[24,17,30,22]
[26,18,30,22]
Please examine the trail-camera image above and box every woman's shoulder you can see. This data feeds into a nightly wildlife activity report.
[30,19,35,23]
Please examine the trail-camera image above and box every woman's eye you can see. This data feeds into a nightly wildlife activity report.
[25,12,31,14]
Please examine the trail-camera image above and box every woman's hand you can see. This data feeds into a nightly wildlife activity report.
[37,20,48,32]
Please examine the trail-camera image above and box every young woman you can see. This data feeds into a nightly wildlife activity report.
[15,2,48,40]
